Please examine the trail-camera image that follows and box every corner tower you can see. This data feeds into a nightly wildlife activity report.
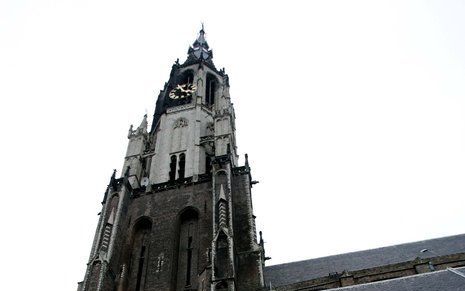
[78,28,265,291]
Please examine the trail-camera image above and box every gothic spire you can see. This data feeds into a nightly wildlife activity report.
[187,25,213,61]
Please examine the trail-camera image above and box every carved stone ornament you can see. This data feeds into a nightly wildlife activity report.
[174,118,188,128]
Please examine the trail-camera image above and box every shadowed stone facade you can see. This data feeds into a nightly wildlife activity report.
[78,28,465,291]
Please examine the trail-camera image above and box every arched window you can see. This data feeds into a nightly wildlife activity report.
[128,218,152,291]
[180,70,194,85]
[176,209,199,290]
[178,153,186,180]
[206,74,217,106]
[169,155,177,182]
[215,231,229,279]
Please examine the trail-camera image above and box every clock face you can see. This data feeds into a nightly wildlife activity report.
[169,83,197,99]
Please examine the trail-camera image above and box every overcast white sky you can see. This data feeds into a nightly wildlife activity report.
[1,1,465,290]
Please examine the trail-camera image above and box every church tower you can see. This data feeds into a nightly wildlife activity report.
[78,28,265,291]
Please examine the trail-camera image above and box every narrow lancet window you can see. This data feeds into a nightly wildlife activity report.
[178,153,186,180]
[135,245,146,291]
[206,74,216,106]
[185,224,193,286]
[127,218,152,291]
[169,155,177,181]
[215,232,229,279]
[176,209,199,291]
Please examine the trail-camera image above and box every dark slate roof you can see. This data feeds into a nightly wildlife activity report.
[183,27,216,69]
[331,267,465,291]
[264,234,465,287]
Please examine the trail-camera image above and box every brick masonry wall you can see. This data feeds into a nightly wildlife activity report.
[119,181,213,291]
[84,170,265,291]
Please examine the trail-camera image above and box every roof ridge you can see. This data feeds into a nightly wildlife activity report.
[266,233,465,268]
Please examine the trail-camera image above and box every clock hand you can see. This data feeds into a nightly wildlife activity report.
[185,84,196,93]
[179,84,189,92]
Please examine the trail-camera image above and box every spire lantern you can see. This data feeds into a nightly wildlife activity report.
[187,26,213,61]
